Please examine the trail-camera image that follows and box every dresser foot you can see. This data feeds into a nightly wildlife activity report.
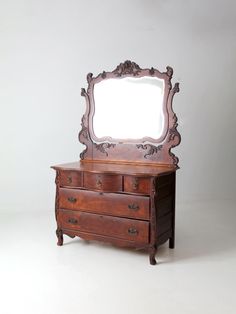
[149,246,157,265]
[56,228,63,246]
[169,237,175,249]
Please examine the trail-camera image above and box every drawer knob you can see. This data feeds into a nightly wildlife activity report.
[67,197,77,203]
[128,228,138,235]
[67,176,72,184]
[68,218,78,224]
[128,203,140,211]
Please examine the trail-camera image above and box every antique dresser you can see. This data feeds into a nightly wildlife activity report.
[52,61,181,265]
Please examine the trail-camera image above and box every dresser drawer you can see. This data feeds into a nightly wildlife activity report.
[60,170,82,187]
[124,176,151,195]
[59,188,150,220]
[58,209,149,244]
[83,172,122,192]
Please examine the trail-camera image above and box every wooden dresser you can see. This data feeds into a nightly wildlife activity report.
[52,61,181,265]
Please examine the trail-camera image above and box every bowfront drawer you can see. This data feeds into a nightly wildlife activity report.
[58,209,149,244]
[60,170,82,187]
[124,176,151,195]
[83,172,122,192]
[59,188,150,220]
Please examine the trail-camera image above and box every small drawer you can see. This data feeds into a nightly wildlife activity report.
[124,176,151,195]
[60,170,82,187]
[58,210,149,244]
[83,172,122,192]
[59,188,150,220]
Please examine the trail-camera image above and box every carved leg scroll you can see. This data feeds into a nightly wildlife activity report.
[56,228,63,246]
[149,245,157,265]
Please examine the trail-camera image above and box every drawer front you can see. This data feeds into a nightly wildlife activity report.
[124,176,151,195]
[58,210,149,243]
[60,171,82,187]
[83,173,122,192]
[59,188,150,220]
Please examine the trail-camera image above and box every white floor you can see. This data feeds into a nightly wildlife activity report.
[1,200,236,314]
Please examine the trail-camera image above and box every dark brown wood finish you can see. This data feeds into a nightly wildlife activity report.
[83,172,122,192]
[60,170,82,187]
[124,176,150,195]
[58,209,149,244]
[59,188,150,220]
[79,60,180,167]
[52,61,181,265]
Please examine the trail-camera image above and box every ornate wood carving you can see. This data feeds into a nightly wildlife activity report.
[137,144,163,159]
[149,67,155,75]
[55,170,64,246]
[101,71,106,79]
[87,73,93,83]
[166,83,181,167]
[55,170,60,220]
[94,143,116,156]
[113,60,141,76]
[79,115,89,160]
[166,66,173,78]
[168,115,178,142]
[79,89,90,160]
[78,60,181,167]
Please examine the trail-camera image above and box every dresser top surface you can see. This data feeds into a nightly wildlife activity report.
[51,161,176,177]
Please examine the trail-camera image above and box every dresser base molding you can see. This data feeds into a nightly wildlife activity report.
[56,228,163,264]
[56,227,174,264]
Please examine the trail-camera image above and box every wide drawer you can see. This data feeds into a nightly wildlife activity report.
[124,176,151,195]
[60,170,82,187]
[59,188,150,220]
[83,172,122,192]
[58,209,149,244]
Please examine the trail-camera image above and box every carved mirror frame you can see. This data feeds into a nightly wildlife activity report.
[79,60,181,168]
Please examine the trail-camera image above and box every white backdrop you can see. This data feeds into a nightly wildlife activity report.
[0,0,236,212]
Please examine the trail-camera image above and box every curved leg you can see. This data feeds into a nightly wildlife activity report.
[56,228,63,246]
[169,236,175,249]
[149,245,157,265]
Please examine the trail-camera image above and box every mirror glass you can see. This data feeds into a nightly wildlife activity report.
[93,76,165,141]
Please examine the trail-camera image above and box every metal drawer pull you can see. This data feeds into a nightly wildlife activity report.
[128,203,140,211]
[67,176,72,184]
[68,218,78,224]
[67,197,77,203]
[128,228,138,235]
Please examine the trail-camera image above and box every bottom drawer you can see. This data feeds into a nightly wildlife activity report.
[58,209,149,244]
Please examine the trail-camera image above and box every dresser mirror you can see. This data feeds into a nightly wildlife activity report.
[52,61,181,265]
[79,60,180,167]
[93,76,165,141]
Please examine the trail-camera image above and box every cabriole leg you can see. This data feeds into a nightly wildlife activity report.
[169,235,175,249]
[149,245,157,265]
[56,228,63,246]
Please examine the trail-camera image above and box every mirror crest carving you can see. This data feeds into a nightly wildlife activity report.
[79,60,181,167]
